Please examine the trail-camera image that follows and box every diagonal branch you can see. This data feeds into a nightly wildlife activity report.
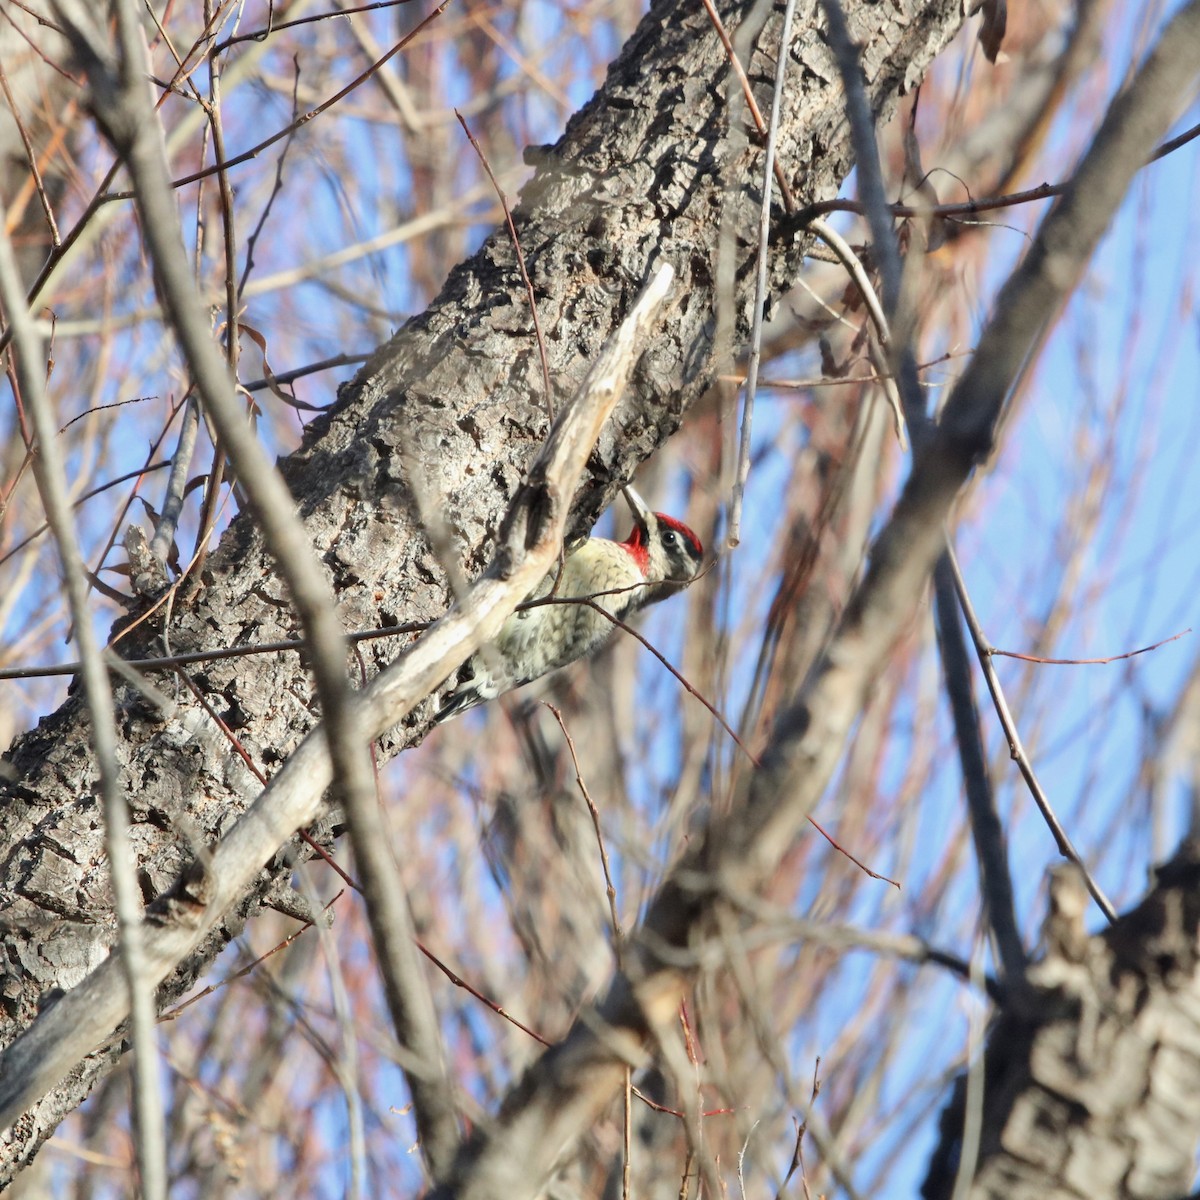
[945,543,1117,922]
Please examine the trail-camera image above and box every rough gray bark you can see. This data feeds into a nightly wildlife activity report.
[0,0,969,1183]
[923,846,1200,1200]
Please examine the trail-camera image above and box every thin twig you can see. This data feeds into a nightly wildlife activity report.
[0,621,429,680]
[101,1,453,204]
[188,1,242,577]
[945,542,1117,923]
[86,394,194,605]
[416,943,550,1047]
[298,859,367,1200]
[456,110,554,422]
[807,216,907,448]
[729,0,799,544]
[0,58,60,245]
[990,628,1190,665]
[933,556,1028,986]
[0,192,168,1200]
[623,1067,633,1200]
[158,895,342,1023]
[545,704,624,967]
[421,942,742,1125]
[783,117,1200,235]
[567,596,899,885]
[719,348,965,392]
[0,460,170,570]
[775,1115,808,1200]
[237,58,302,302]
[949,941,989,1200]
[214,0,419,53]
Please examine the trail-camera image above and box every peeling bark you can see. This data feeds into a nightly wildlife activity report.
[924,847,1200,1200]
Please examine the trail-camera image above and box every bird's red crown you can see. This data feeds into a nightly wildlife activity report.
[620,513,703,574]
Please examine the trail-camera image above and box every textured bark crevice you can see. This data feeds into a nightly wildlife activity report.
[923,846,1200,1200]
[0,0,969,1181]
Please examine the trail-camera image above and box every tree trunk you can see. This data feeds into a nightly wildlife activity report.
[923,846,1200,1200]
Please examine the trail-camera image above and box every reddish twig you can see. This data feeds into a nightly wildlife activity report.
[945,544,1117,923]
[0,57,60,245]
[571,595,899,885]
[545,704,624,966]
[416,941,737,1123]
[456,109,554,422]
[630,1087,735,1121]
[102,1,453,203]
[415,941,551,1047]
[989,627,1190,665]
[171,665,358,889]
[699,0,795,212]
[805,815,900,888]
[157,890,345,1023]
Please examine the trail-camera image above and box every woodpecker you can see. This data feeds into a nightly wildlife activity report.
[434,487,704,722]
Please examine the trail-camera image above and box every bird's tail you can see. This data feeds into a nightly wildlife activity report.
[430,684,482,725]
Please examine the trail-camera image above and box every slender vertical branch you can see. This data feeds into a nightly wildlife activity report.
[0,209,168,1200]
[818,0,927,433]
[932,555,1027,986]
[730,0,798,543]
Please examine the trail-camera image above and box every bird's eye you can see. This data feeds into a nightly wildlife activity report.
[663,531,678,546]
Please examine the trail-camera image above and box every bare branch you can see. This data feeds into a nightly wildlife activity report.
[54,0,460,1173]
[944,543,1117,923]
[0,199,168,1198]
[933,556,1027,987]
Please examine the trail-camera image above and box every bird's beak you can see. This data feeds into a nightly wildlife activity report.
[621,484,652,539]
